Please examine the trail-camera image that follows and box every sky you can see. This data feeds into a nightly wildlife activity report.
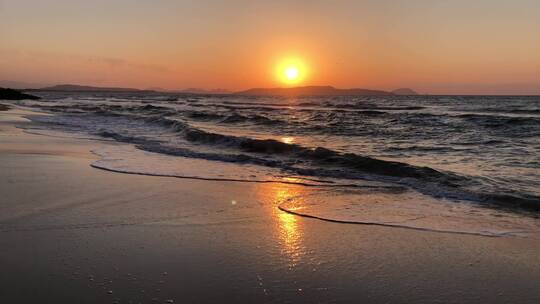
[1,0,539,94]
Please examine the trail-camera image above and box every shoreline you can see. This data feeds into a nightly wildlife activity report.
[1,107,540,303]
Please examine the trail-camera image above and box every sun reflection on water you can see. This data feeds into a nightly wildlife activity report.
[277,211,302,266]
[257,182,308,268]
[281,136,295,144]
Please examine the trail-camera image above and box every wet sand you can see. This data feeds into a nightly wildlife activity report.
[1,107,540,303]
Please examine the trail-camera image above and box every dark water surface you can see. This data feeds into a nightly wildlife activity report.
[6,92,540,235]
[11,93,539,206]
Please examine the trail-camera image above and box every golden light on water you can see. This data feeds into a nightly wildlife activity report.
[273,186,303,265]
[277,212,300,262]
[281,136,295,144]
[256,182,307,267]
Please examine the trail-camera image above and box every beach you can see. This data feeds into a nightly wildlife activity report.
[1,106,540,303]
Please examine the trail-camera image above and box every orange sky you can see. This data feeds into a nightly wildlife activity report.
[1,0,539,94]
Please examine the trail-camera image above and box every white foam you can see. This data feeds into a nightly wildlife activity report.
[279,188,540,237]
[91,144,356,186]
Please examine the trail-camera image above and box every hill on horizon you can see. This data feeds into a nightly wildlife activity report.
[172,88,231,94]
[38,84,231,95]
[33,83,418,96]
[235,85,396,96]
[392,88,419,95]
[39,84,145,92]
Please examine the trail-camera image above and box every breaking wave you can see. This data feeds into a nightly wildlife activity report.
[8,92,540,216]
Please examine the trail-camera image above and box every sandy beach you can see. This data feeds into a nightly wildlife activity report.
[1,106,540,303]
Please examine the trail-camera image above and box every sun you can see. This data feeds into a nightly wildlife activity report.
[276,58,307,86]
[285,67,299,81]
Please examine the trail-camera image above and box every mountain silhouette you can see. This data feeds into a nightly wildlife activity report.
[392,88,419,95]
[235,86,393,96]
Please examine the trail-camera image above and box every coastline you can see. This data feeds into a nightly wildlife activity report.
[1,107,540,303]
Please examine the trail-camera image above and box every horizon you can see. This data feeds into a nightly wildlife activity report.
[1,1,539,94]
[4,82,540,96]
[2,81,540,97]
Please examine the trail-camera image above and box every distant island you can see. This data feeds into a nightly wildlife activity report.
[39,84,145,92]
[392,88,419,95]
[23,83,419,96]
[235,86,418,96]
[0,88,41,100]
[37,84,231,95]
[174,88,231,94]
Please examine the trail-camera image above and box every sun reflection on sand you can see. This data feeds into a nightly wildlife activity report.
[257,182,309,267]
[277,212,302,266]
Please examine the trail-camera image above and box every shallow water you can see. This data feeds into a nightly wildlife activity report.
[5,92,540,235]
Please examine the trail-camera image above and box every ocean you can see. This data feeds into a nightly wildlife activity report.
[7,92,540,235]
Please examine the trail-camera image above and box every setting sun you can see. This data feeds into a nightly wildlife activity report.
[276,58,307,86]
[285,67,299,81]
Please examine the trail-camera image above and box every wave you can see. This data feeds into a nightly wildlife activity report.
[184,110,284,125]
[220,113,283,125]
[452,139,505,146]
[96,130,147,143]
[277,189,538,237]
[221,100,297,107]
[455,108,540,115]
[179,125,458,178]
[63,112,538,212]
[34,99,537,135]
[385,145,469,153]
[18,117,540,237]
[297,102,320,106]
[139,118,540,211]
[78,113,465,185]
[135,104,175,112]
[352,110,387,116]
[15,94,540,214]
[186,110,224,120]
[458,113,540,127]
[90,145,406,189]
[326,103,425,111]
